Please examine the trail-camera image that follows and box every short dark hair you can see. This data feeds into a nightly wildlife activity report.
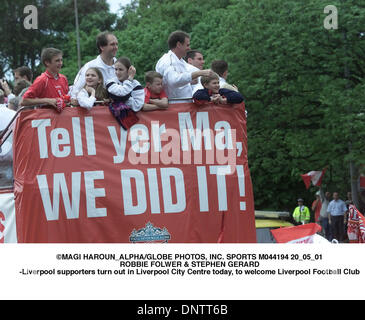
[116,57,131,69]
[185,50,202,62]
[211,60,228,77]
[145,71,163,84]
[14,66,33,82]
[41,48,62,66]
[96,31,114,53]
[168,30,189,49]
[13,79,31,96]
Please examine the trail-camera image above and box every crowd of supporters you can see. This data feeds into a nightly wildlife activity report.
[0,30,244,130]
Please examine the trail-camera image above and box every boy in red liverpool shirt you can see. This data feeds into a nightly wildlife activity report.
[21,48,69,112]
[142,71,168,111]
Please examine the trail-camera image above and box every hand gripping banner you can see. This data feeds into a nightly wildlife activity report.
[12,103,256,243]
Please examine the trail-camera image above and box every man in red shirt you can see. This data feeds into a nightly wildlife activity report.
[21,48,69,112]
[312,191,322,222]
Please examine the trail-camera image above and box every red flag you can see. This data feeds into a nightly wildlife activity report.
[359,176,365,189]
[301,168,326,189]
[271,223,322,243]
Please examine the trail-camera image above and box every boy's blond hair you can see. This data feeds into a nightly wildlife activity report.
[200,71,219,87]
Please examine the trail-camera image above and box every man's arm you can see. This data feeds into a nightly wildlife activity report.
[21,97,57,107]
[20,76,57,107]
[219,88,244,104]
[156,57,215,89]
[191,70,216,81]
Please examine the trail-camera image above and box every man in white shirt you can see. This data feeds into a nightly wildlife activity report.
[0,90,15,131]
[155,30,214,101]
[327,192,347,242]
[185,50,205,94]
[70,31,119,100]
[319,188,331,240]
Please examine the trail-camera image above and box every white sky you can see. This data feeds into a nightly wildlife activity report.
[106,0,132,15]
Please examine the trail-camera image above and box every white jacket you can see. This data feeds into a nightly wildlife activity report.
[76,88,96,110]
[106,78,145,112]
[155,50,193,99]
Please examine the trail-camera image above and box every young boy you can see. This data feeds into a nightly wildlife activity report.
[21,48,69,112]
[193,72,244,105]
[142,71,168,111]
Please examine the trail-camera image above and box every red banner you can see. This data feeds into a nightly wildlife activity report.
[12,103,256,243]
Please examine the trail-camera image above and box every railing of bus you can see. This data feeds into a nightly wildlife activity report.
[0,99,196,189]
[0,99,194,149]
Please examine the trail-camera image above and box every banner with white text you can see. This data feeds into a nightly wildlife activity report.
[12,103,255,243]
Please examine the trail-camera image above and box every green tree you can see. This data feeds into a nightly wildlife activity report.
[0,0,116,80]
[191,0,365,210]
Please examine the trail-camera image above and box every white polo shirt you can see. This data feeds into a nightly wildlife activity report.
[155,50,193,100]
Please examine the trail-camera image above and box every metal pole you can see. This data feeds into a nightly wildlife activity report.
[74,0,81,69]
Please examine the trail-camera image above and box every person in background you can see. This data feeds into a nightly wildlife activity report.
[0,89,16,131]
[292,198,311,225]
[185,50,205,93]
[344,191,353,242]
[211,60,238,92]
[311,191,322,223]
[185,50,205,70]
[318,188,332,240]
[13,66,33,83]
[7,79,31,111]
[0,78,12,103]
[327,192,347,242]
[142,71,168,111]
[0,66,33,105]
[21,47,69,112]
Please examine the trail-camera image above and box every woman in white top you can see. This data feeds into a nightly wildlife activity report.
[76,67,108,110]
